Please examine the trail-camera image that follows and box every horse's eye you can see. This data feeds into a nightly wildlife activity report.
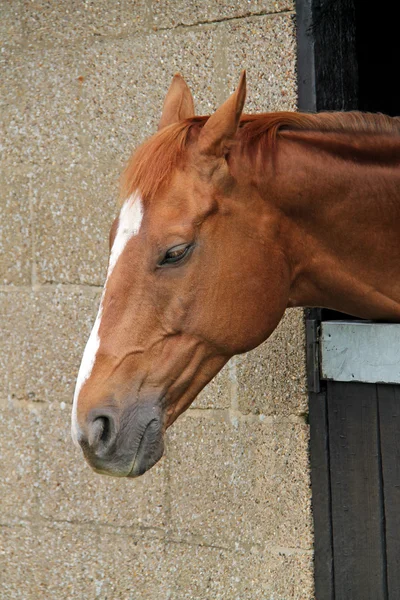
[160,244,192,266]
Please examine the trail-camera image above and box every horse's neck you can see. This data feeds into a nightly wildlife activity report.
[270,136,400,320]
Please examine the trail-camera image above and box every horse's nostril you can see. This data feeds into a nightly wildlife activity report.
[88,416,108,446]
[86,411,117,454]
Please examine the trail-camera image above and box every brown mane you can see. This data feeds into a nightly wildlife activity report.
[121,111,400,202]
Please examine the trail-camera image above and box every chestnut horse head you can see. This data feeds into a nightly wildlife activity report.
[72,72,291,476]
[72,72,400,477]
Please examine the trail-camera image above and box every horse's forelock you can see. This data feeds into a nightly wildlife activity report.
[120,119,207,203]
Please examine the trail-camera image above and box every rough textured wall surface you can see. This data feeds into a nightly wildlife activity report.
[0,1,314,598]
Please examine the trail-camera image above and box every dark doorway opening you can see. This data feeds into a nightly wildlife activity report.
[298,0,400,117]
[355,3,400,117]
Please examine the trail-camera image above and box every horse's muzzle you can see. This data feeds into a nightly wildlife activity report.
[78,402,164,477]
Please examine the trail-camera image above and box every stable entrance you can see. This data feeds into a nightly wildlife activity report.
[296,1,400,598]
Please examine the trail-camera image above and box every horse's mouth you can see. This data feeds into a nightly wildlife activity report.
[128,419,165,477]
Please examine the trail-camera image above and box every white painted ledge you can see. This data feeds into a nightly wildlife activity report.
[320,321,400,384]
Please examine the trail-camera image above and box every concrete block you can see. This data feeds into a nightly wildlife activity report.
[23,0,149,44]
[23,46,83,166]
[0,521,313,599]
[152,0,295,29]
[167,414,313,550]
[0,1,24,48]
[0,521,167,599]
[164,542,313,600]
[80,27,222,163]
[225,14,298,113]
[32,162,120,286]
[0,286,100,403]
[0,45,27,165]
[37,404,167,529]
[95,530,167,599]
[0,167,31,285]
[191,361,232,409]
[0,288,32,401]
[0,36,25,110]
[0,524,42,600]
[0,404,39,523]
[80,14,296,168]
[236,308,308,416]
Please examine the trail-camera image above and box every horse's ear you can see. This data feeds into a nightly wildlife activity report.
[158,74,195,130]
[198,71,246,157]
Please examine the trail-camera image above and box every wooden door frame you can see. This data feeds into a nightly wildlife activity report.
[296,2,360,598]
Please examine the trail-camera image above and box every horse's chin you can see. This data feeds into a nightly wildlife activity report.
[128,446,164,477]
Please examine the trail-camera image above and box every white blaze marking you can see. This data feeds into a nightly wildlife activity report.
[71,192,143,445]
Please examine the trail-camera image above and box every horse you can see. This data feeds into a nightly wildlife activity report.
[71,71,400,478]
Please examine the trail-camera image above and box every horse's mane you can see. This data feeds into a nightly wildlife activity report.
[121,111,400,202]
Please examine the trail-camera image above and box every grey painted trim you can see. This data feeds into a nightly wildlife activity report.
[320,321,400,384]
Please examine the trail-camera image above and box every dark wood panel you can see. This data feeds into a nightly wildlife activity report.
[309,390,335,600]
[377,385,400,598]
[327,381,387,600]
[312,0,358,112]
[296,0,358,113]
[296,0,316,112]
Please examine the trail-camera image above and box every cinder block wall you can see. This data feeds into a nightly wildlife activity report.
[0,2,313,598]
